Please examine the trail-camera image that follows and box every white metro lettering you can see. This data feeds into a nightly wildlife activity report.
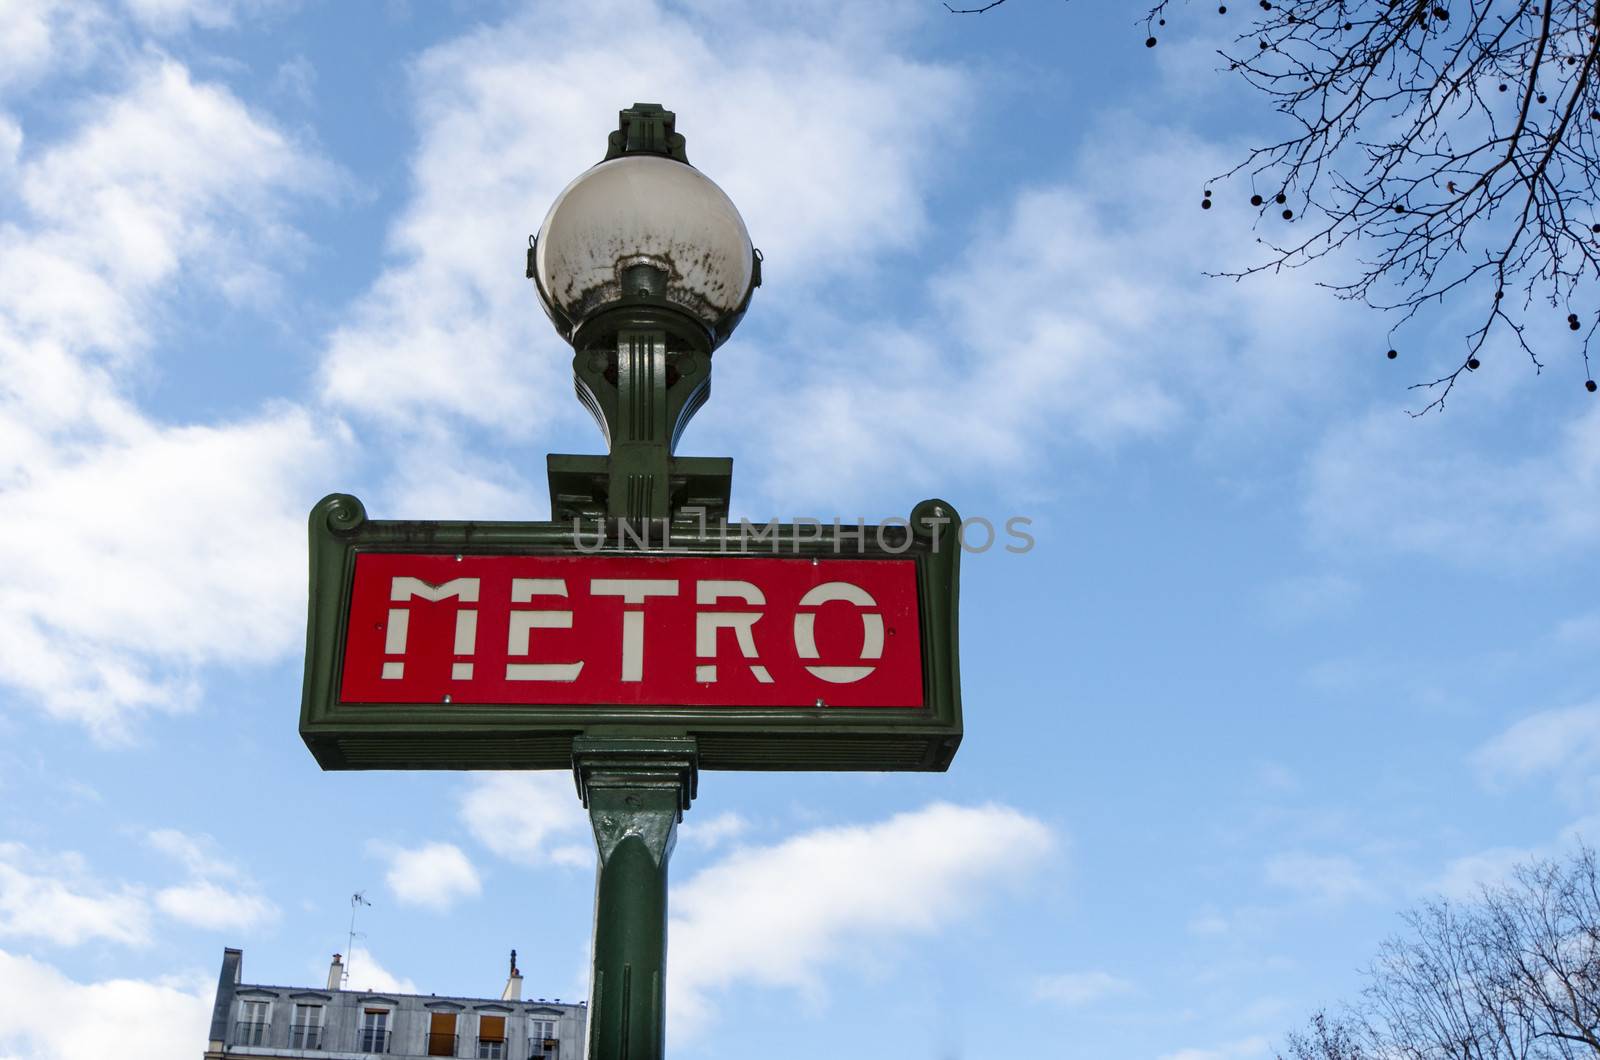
[695,580,773,685]
[793,582,883,684]
[589,579,679,681]
[383,577,480,680]
[506,578,582,682]
[372,573,896,688]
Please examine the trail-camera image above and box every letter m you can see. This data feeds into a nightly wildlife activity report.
[383,577,481,680]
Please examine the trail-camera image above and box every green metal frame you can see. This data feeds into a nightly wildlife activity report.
[298,493,963,773]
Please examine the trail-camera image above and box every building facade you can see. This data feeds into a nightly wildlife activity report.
[203,948,586,1060]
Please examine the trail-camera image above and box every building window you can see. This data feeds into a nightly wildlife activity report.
[428,1011,458,1057]
[529,1018,558,1057]
[359,1008,390,1053]
[476,1013,506,1059]
[236,999,270,1045]
[291,1003,324,1049]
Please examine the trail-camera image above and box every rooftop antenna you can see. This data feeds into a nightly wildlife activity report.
[345,891,371,987]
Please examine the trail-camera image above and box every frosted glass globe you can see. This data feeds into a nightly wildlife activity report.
[534,154,754,340]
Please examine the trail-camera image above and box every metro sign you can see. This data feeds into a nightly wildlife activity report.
[300,495,963,772]
[340,554,923,708]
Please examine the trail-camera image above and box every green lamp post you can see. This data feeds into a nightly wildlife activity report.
[528,103,761,1060]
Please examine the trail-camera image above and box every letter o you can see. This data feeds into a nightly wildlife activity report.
[793,582,883,684]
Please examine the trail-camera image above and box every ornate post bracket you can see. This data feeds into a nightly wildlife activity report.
[573,736,699,858]
[550,327,730,523]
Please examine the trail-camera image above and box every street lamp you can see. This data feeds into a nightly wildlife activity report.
[301,98,964,1060]
[527,103,764,1060]
[529,102,760,523]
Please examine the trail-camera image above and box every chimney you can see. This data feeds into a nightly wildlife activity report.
[207,948,244,1049]
[501,949,522,1001]
[327,953,344,991]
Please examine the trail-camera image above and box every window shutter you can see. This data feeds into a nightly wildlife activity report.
[480,1015,506,1041]
[428,1012,456,1056]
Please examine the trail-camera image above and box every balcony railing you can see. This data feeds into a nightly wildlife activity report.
[291,1023,324,1049]
[234,1020,269,1046]
[358,1027,391,1053]
[528,1039,559,1060]
[427,1031,458,1056]
[476,1037,506,1059]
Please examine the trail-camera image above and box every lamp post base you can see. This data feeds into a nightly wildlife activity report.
[573,736,697,1060]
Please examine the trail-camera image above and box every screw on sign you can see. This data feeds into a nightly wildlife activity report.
[338,554,925,708]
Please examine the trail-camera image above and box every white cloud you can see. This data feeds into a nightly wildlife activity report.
[378,435,543,521]
[459,772,590,867]
[1433,815,1600,898]
[0,114,21,176]
[0,1,110,95]
[317,0,966,439]
[336,944,419,995]
[1555,611,1600,648]
[15,60,330,300]
[378,842,482,911]
[1473,701,1600,805]
[0,58,340,736]
[726,121,1359,507]
[1432,844,1545,900]
[1032,970,1133,1007]
[1263,853,1377,905]
[310,2,1352,517]
[666,802,1053,1038]
[121,0,262,32]
[0,843,150,946]
[1475,702,1600,778]
[679,811,748,851]
[271,53,317,106]
[154,880,277,930]
[0,407,337,735]
[0,947,212,1060]
[0,833,274,942]
[548,843,594,869]
[145,829,277,930]
[147,828,238,879]
[1304,406,1600,565]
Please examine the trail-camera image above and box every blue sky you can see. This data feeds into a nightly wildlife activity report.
[1,1,1597,1058]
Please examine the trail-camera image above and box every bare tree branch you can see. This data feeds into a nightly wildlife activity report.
[1277,845,1600,1060]
[950,0,1600,407]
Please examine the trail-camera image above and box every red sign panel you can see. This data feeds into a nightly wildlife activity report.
[339,554,924,708]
